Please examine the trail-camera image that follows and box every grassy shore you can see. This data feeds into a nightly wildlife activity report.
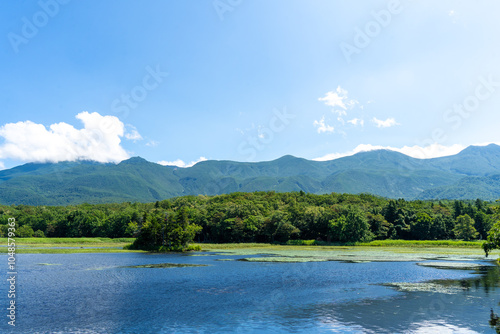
[287,239,484,248]
[196,241,495,263]
[0,238,492,257]
[197,239,485,250]
[356,239,483,247]
[0,237,141,254]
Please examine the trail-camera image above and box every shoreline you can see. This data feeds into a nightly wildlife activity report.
[1,238,496,261]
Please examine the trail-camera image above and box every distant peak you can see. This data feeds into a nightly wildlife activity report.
[460,144,500,155]
[276,155,299,160]
[351,149,408,158]
[120,157,149,164]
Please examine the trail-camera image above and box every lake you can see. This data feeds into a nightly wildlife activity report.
[0,251,498,333]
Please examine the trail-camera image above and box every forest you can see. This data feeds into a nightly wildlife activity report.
[0,191,498,247]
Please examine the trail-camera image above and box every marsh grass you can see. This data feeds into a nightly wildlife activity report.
[383,282,468,294]
[8,248,144,254]
[197,241,494,263]
[416,262,487,270]
[356,240,483,248]
[0,237,141,254]
[238,257,329,263]
[0,237,135,244]
[0,238,491,257]
[194,243,276,249]
[119,263,209,269]
[285,239,483,248]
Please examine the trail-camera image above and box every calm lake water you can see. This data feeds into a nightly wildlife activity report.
[0,252,498,333]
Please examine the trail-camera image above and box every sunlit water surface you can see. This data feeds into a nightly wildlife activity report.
[0,252,498,333]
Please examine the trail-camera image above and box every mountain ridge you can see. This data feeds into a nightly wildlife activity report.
[1,145,500,205]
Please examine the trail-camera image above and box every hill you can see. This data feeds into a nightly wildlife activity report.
[1,144,500,205]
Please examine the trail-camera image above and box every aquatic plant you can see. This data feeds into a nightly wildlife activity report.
[120,263,208,269]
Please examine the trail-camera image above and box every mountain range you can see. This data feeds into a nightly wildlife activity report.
[1,144,500,205]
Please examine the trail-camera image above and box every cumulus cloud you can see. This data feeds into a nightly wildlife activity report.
[314,86,359,133]
[0,111,131,164]
[124,125,143,142]
[157,157,207,168]
[347,118,364,126]
[318,86,359,116]
[313,143,468,161]
[372,117,399,128]
[318,86,348,109]
[313,116,334,133]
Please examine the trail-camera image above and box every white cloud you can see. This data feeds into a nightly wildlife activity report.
[372,117,399,128]
[124,125,143,142]
[0,111,130,164]
[146,140,159,147]
[157,156,207,168]
[318,86,348,109]
[347,118,364,126]
[473,142,500,147]
[318,86,359,116]
[313,143,468,161]
[0,161,4,170]
[313,116,334,133]
[400,143,466,159]
[334,109,347,117]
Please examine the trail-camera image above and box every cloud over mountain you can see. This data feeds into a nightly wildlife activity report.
[0,112,134,164]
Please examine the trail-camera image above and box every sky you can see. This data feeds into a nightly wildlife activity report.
[1,0,500,170]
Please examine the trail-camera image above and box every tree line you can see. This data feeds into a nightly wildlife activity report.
[0,192,498,247]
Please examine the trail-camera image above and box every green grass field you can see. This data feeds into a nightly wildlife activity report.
[285,239,483,247]
[356,239,483,248]
[0,237,139,254]
[0,237,135,244]
[196,241,495,263]
[0,238,493,257]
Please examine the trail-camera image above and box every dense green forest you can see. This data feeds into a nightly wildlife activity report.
[0,192,498,245]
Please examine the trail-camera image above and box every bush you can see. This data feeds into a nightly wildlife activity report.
[17,225,34,238]
[285,240,318,246]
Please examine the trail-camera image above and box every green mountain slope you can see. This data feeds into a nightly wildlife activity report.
[1,144,500,205]
[428,144,500,176]
[0,158,182,205]
[418,174,500,200]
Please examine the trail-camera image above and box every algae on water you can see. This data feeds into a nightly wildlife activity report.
[120,263,209,269]
[239,257,329,263]
[416,262,488,270]
[383,282,468,294]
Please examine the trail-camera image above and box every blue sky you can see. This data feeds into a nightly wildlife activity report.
[1,0,500,169]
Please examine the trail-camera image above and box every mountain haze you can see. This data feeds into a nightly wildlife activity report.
[1,144,500,205]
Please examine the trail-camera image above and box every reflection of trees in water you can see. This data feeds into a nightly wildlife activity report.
[480,266,500,332]
[467,266,500,294]
[490,308,500,333]
[266,264,500,332]
[427,265,500,333]
[435,265,500,294]
[425,265,500,332]
[478,266,500,293]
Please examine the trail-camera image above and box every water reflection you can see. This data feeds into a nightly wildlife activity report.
[490,309,500,333]
[1,253,498,333]
[275,264,500,333]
